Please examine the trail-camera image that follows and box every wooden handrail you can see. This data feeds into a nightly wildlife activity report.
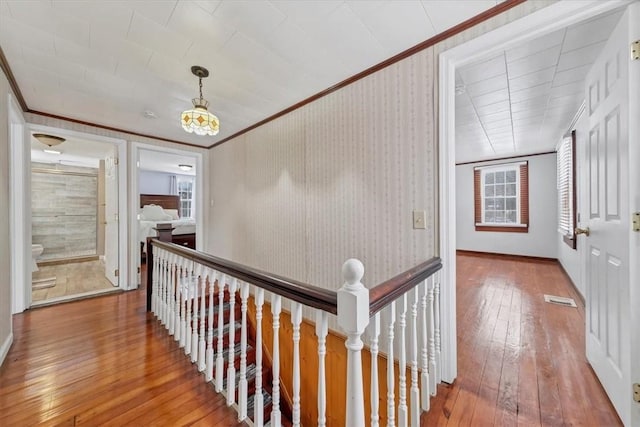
[147,239,338,314]
[368,257,442,316]
[147,239,441,318]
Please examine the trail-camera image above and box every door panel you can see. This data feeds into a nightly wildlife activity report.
[582,7,632,425]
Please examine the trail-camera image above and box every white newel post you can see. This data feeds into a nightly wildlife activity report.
[337,259,369,427]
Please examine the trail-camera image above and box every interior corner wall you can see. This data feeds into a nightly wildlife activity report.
[206,0,555,295]
[557,108,588,297]
[0,68,13,364]
[456,153,559,258]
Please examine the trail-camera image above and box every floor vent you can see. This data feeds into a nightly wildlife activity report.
[544,294,577,307]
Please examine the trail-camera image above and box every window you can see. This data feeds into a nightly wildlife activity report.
[557,131,576,249]
[177,179,194,218]
[474,161,529,233]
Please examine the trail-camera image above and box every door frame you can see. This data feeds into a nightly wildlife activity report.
[8,94,30,314]
[129,141,205,288]
[23,124,130,295]
[438,0,632,383]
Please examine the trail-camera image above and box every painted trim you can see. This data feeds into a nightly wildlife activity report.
[0,332,13,367]
[438,0,632,385]
[456,250,556,263]
[8,93,30,314]
[0,46,27,110]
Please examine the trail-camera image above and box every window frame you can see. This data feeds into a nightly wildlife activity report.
[177,178,194,219]
[557,130,577,249]
[474,161,529,233]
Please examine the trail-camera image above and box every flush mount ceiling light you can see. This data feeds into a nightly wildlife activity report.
[178,164,193,171]
[181,65,219,136]
[33,133,65,147]
[43,148,61,155]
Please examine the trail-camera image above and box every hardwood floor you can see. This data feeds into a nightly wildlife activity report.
[422,252,622,426]
[0,287,244,426]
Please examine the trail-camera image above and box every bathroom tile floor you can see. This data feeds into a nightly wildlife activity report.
[32,259,119,305]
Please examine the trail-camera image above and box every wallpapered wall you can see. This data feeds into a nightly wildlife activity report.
[209,49,437,292]
[207,1,555,294]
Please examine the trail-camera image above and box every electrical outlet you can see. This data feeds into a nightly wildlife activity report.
[413,210,426,229]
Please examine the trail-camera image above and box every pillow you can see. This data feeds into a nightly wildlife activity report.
[165,209,179,220]
[141,204,172,221]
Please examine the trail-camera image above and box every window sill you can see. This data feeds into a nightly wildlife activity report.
[562,233,577,249]
[475,224,529,233]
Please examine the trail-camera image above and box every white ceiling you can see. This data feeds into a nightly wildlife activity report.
[455,9,623,163]
[30,132,116,168]
[139,149,198,176]
[0,0,503,148]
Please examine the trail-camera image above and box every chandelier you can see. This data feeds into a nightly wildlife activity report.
[181,66,219,136]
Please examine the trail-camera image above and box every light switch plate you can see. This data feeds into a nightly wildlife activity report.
[413,210,426,229]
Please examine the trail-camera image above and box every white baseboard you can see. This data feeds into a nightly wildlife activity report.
[0,332,14,367]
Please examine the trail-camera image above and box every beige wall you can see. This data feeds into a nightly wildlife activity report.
[0,67,13,361]
[207,1,555,291]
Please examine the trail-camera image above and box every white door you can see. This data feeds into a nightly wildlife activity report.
[581,5,638,426]
[104,155,119,287]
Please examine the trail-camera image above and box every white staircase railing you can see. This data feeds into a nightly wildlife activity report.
[147,238,443,426]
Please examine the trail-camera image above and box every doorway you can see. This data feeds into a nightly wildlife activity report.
[439,1,637,425]
[10,123,129,312]
[129,142,204,287]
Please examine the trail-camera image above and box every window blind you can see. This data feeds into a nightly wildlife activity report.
[557,133,574,236]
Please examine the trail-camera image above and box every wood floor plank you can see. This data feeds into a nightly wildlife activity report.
[422,253,621,427]
[0,282,244,426]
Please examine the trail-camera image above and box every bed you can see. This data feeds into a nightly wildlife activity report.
[139,194,196,257]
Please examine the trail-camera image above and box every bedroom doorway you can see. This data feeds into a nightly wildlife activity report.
[132,144,204,285]
[27,125,128,307]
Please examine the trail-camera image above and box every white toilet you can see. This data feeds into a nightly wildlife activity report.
[32,244,44,272]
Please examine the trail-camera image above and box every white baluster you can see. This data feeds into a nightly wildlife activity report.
[173,260,181,341]
[184,262,193,356]
[369,312,381,427]
[398,293,408,427]
[198,268,208,371]
[205,270,217,382]
[226,278,238,406]
[434,271,442,385]
[427,277,436,396]
[337,259,369,427]
[254,288,265,426]
[291,301,302,427]
[238,281,249,421]
[215,274,226,392]
[316,310,328,427]
[179,261,187,348]
[387,301,397,427]
[159,254,167,325]
[168,258,176,336]
[151,247,159,315]
[191,266,201,363]
[420,279,431,410]
[163,253,173,328]
[410,287,420,427]
[270,294,282,427]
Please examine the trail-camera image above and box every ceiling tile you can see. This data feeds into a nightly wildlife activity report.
[52,0,133,37]
[508,67,555,91]
[475,100,510,117]
[507,45,562,79]
[459,54,505,85]
[552,64,590,87]
[465,74,508,98]
[505,29,564,62]
[0,17,56,55]
[91,27,153,68]
[511,95,549,113]
[271,0,343,27]
[54,37,117,73]
[557,41,605,72]
[550,81,583,98]
[127,12,192,59]
[562,10,623,52]
[509,82,552,103]
[167,1,235,50]
[347,0,436,56]
[213,0,287,42]
[420,0,497,34]
[479,110,511,124]
[483,119,512,131]
[472,88,509,107]
[127,0,179,26]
